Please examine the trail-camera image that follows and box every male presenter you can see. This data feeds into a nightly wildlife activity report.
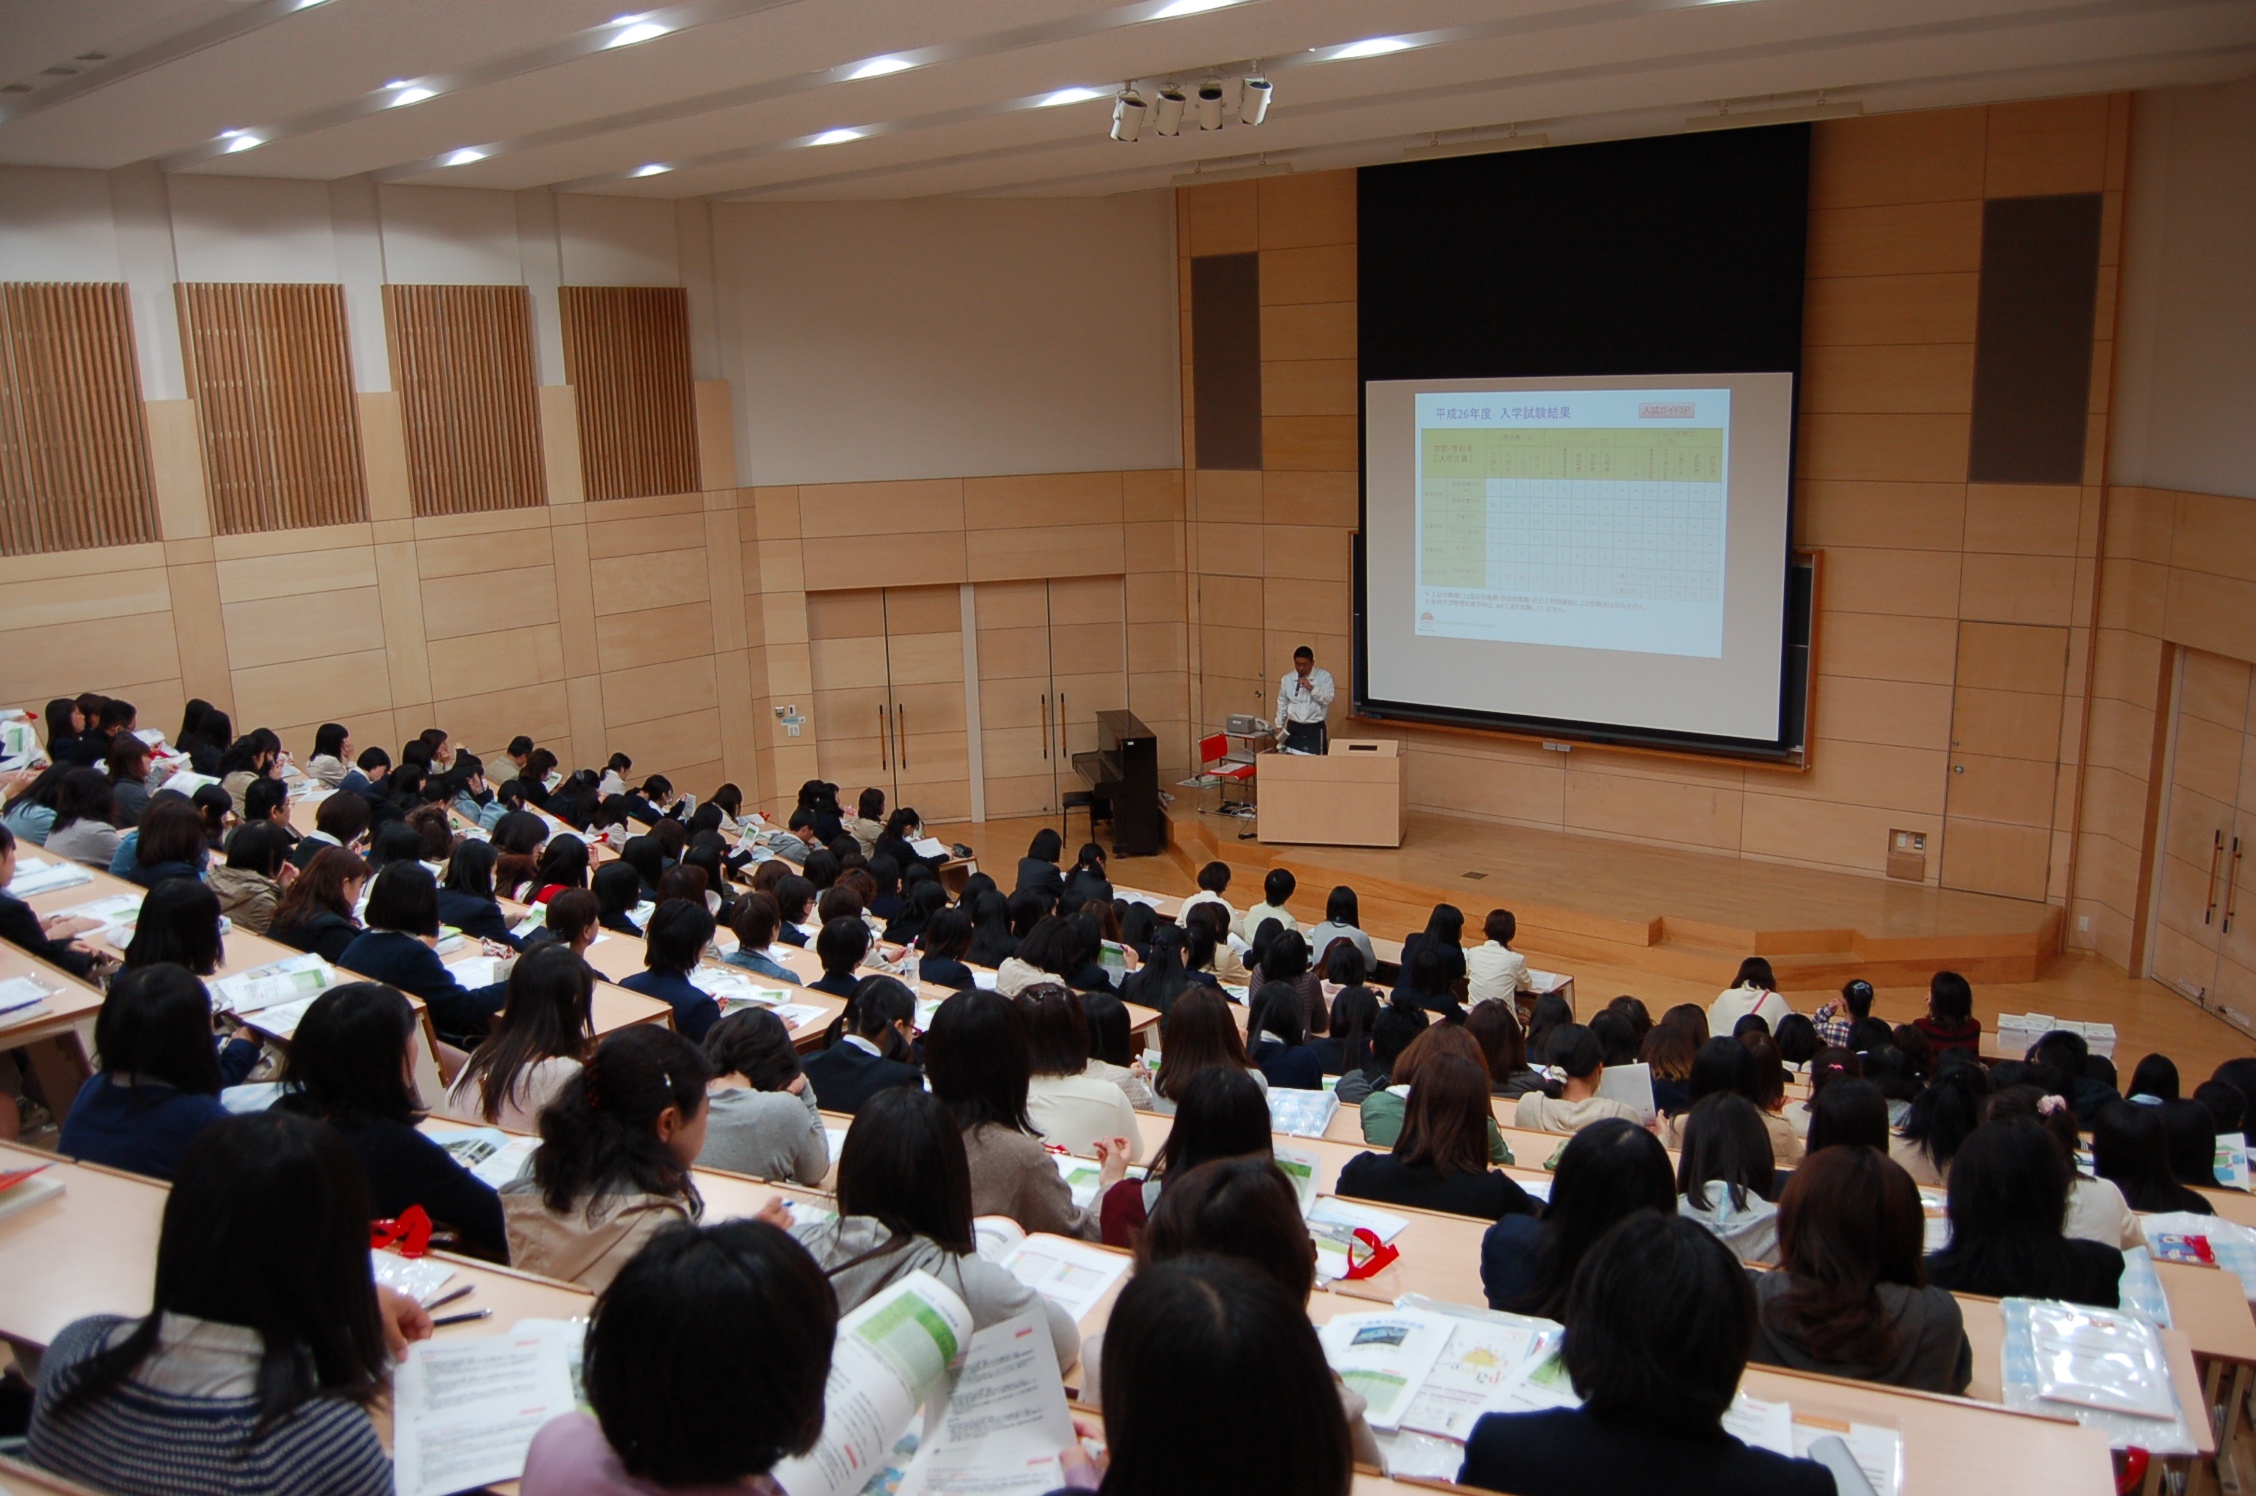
[1275,646,1334,756]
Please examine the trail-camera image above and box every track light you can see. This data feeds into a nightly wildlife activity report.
[1195,77,1225,130]
[1152,84,1186,136]
[1240,71,1270,125]
[1111,88,1147,142]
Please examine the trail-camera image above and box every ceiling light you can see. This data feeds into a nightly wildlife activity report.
[1111,88,1146,143]
[631,162,671,176]
[1152,84,1186,136]
[1328,36,1412,59]
[441,147,488,166]
[810,127,863,145]
[847,56,913,79]
[386,83,436,106]
[1240,71,1271,126]
[1195,78,1225,131]
[1152,0,1240,15]
[1037,87,1103,108]
[606,15,673,47]
[219,129,262,152]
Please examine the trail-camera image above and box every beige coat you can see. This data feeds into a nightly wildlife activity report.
[500,1184,694,1292]
[205,863,281,936]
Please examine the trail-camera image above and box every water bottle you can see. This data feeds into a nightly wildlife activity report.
[901,943,922,990]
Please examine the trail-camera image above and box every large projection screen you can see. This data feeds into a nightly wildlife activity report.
[1362,371,1794,745]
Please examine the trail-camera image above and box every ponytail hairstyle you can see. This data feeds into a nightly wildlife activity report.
[534,1025,710,1215]
[1899,1058,1992,1173]
[821,974,918,1064]
[1537,1023,1603,1100]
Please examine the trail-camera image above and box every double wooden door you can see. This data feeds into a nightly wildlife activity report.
[976,577,1128,819]
[2150,648,2256,1035]
[806,586,971,822]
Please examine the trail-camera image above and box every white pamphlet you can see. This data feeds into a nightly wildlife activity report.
[1594,1060,1656,1125]
[5,856,93,898]
[775,1271,976,1496]
[911,837,949,859]
[1396,1307,1562,1442]
[434,1127,540,1189]
[998,1235,1130,1323]
[446,955,503,989]
[390,1322,578,1496]
[1274,1145,1321,1214]
[774,1003,830,1032]
[210,953,335,1014]
[897,1311,1079,1496]
[1317,1310,1453,1431]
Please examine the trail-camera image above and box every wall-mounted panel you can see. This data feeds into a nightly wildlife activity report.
[558,285,699,503]
[1967,193,2102,484]
[382,284,545,518]
[0,283,160,556]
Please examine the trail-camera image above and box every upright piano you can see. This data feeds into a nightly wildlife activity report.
[1072,709,1164,856]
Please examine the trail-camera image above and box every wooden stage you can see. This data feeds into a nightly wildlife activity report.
[935,803,2256,1082]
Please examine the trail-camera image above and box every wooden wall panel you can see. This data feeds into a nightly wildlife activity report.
[176,282,368,535]
[0,282,160,558]
[381,284,545,518]
[557,286,699,504]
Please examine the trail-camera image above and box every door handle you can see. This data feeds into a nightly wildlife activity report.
[877,703,890,773]
[896,703,907,772]
[1040,694,1049,760]
[2206,828,2226,926]
[1057,691,1066,758]
[2229,836,2245,934]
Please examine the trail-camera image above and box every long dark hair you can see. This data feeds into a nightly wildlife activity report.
[1395,1053,1492,1177]
[122,877,224,976]
[1153,988,1252,1103]
[924,989,1034,1134]
[1329,981,1381,1075]
[1151,1066,1272,1178]
[2093,1100,2210,1213]
[1676,1093,1776,1213]
[93,964,223,1094]
[834,1085,977,1255]
[1926,1119,2088,1297]
[271,846,369,934]
[1765,1145,1926,1369]
[45,1112,389,1436]
[455,947,596,1123]
[281,983,423,1123]
[821,974,917,1062]
[533,1025,709,1214]
[1899,1059,1991,1174]
[1505,1118,1674,1319]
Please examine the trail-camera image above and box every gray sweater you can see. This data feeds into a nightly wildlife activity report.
[790,1214,1082,1373]
[699,1084,829,1184]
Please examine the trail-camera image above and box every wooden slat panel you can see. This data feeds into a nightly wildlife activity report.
[175,282,368,536]
[0,283,160,557]
[381,284,545,518]
[557,285,699,504]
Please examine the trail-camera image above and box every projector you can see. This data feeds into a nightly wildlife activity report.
[1226,715,1270,736]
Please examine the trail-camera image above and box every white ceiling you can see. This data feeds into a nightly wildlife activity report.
[1,0,2249,199]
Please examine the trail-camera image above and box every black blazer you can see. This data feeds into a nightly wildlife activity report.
[303,1108,508,1261]
[1014,858,1066,900]
[918,954,976,991]
[0,892,96,979]
[878,832,946,874]
[808,970,858,999]
[1068,868,1113,903]
[436,890,519,949]
[1459,1409,1837,1496]
[268,909,362,965]
[1925,1238,2124,1308]
[800,1041,921,1114]
[1334,1154,1537,1222]
[335,929,507,1045]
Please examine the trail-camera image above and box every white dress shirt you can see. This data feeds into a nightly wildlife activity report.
[1277,666,1336,727]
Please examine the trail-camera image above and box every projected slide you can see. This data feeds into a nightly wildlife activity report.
[1414,389,1730,658]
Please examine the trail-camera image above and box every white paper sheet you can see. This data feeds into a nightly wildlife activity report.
[1317,1311,1453,1431]
[1398,1313,1561,1442]
[775,1272,976,1496]
[897,1311,1079,1496]
[998,1235,1130,1323]
[4,857,93,898]
[435,1127,540,1189]
[390,1323,577,1496]
[210,953,335,1014]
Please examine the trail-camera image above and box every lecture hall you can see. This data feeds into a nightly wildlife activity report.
[0,2,2251,1494]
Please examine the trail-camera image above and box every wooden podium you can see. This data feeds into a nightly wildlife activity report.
[1255,740,1406,847]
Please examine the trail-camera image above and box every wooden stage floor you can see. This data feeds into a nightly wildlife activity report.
[933,807,2256,1083]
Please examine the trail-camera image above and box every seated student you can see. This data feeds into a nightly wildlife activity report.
[1806,1077,1893,1155]
[506,746,557,810]
[722,891,804,985]
[524,1231,835,1496]
[441,946,595,1133]
[1984,1086,2143,1250]
[1636,1019,1698,1117]
[267,846,371,965]
[205,821,290,936]
[434,840,519,950]
[1340,984,1433,1104]
[1340,1055,1538,1222]
[335,862,510,1047]
[1066,841,1113,903]
[805,913,870,998]
[27,1112,421,1496]
[362,819,423,874]
[926,988,1126,1239]
[1708,956,1794,1035]
[1013,827,1067,900]
[912,904,978,991]
[241,776,298,851]
[105,735,154,829]
[1676,1094,1780,1263]
[1484,1118,1675,1315]
[528,835,592,904]
[1811,978,1875,1049]
[122,877,226,978]
[618,899,722,1043]
[2125,1051,2180,1103]
[503,1024,710,1290]
[1017,982,1144,1159]
[1233,867,1299,943]
[0,762,67,844]
[1750,1145,1971,1394]
[2092,1098,2214,1214]
[845,785,887,856]
[287,785,370,871]
[780,1085,1080,1369]
[304,722,353,788]
[1466,908,1537,1008]
[696,1008,828,1183]
[1246,980,1326,1091]
[1459,1213,1838,1496]
[1361,1025,1514,1162]
[121,799,209,887]
[0,823,101,978]
[37,697,86,767]
[278,983,507,1259]
[1302,885,1375,971]
[2162,1097,2223,1189]
[56,964,257,1181]
[1926,1118,2126,1307]
[1912,969,1982,1057]
[1178,859,1237,927]
[43,767,123,869]
[1889,1057,1988,1187]
[1515,1023,1643,1136]
[591,861,647,937]
[801,975,922,1113]
[1149,987,1269,1115]
[1313,948,1380,1074]
[1251,927,1324,1034]
[216,733,283,819]
[1738,1032,1807,1166]
[882,877,946,947]
[351,745,394,811]
[2194,1078,2245,1145]
[1100,1066,1270,1247]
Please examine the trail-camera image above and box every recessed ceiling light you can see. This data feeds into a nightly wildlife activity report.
[606,15,673,47]
[386,83,437,106]
[1328,36,1413,58]
[1037,86,1103,107]
[1152,0,1240,16]
[631,162,671,176]
[441,146,488,166]
[222,132,263,152]
[847,56,914,79]
[810,127,864,145]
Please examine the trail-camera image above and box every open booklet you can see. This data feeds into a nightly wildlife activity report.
[391,1322,579,1496]
[210,952,338,1015]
